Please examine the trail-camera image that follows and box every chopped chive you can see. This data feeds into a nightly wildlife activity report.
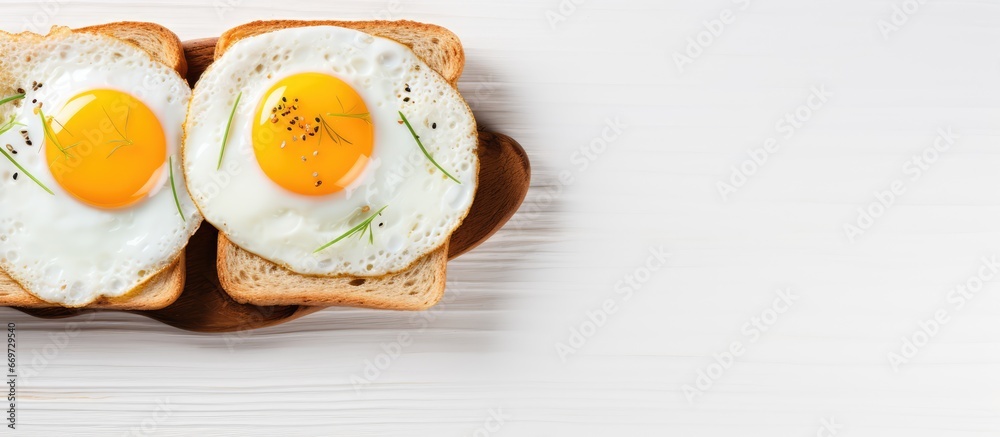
[314,205,388,253]
[217,92,241,170]
[0,115,51,194]
[0,135,53,196]
[0,94,25,107]
[103,105,132,158]
[38,109,72,158]
[325,111,372,123]
[169,156,184,222]
[398,111,460,184]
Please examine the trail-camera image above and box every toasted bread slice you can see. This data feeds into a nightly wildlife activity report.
[213,20,466,310]
[0,22,189,310]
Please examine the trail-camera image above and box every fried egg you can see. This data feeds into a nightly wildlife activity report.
[0,28,200,306]
[184,26,478,276]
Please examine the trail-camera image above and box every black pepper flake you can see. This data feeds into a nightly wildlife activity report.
[281,96,287,102]
[403,97,410,102]
[432,123,437,129]
[286,127,292,131]
[30,99,36,104]
[404,84,411,92]
[315,180,323,187]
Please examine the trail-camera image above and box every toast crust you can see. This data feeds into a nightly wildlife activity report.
[75,21,188,78]
[211,20,469,309]
[216,20,464,86]
[219,235,447,309]
[0,22,190,310]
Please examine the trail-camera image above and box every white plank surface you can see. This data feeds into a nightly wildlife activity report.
[3,0,1000,435]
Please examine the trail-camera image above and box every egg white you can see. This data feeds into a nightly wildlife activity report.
[0,29,200,306]
[184,26,478,276]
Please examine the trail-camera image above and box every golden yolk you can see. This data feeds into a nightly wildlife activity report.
[44,89,167,209]
[252,72,374,196]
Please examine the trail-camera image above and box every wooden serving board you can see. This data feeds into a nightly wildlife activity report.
[14,38,530,332]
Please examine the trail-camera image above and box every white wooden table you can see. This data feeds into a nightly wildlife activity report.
[3,0,1000,435]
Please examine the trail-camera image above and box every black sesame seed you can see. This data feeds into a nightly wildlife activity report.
[12,173,17,180]
[314,117,320,122]
[432,123,437,129]
[15,88,24,94]
[403,97,410,102]
[287,127,292,131]
[281,97,287,102]
[404,84,410,92]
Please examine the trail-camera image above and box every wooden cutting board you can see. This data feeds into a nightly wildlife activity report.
[13,38,531,332]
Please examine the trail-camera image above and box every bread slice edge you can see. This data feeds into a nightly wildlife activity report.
[0,22,190,310]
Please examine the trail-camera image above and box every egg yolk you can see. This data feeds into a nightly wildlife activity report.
[252,72,374,196]
[44,89,167,209]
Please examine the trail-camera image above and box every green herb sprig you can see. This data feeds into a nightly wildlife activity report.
[314,205,388,253]
[327,96,372,124]
[318,115,353,146]
[325,112,372,122]
[0,94,25,107]
[104,105,133,158]
[217,92,241,170]
[0,116,53,195]
[398,111,460,184]
[38,109,79,159]
[169,156,184,222]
